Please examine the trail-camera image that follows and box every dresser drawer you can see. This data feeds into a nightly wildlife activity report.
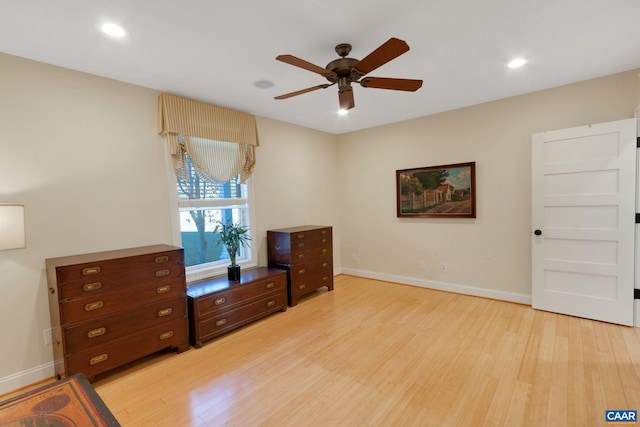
[66,318,187,378]
[288,238,329,252]
[291,228,331,250]
[288,228,331,245]
[60,279,185,324]
[290,245,332,263]
[194,275,286,317]
[197,293,286,342]
[64,297,186,350]
[290,272,333,297]
[289,259,332,276]
[56,254,183,300]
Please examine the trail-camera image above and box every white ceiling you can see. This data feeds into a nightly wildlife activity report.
[1,0,639,135]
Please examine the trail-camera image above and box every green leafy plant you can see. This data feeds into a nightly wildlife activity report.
[213,219,251,267]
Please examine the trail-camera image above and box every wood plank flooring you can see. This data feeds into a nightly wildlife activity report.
[92,275,640,426]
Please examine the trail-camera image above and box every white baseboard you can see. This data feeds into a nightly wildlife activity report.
[0,362,55,396]
[338,267,532,305]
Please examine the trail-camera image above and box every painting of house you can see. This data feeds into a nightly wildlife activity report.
[397,163,475,218]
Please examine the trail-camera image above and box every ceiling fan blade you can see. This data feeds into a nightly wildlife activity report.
[339,88,355,110]
[276,54,337,79]
[274,84,332,100]
[360,77,423,92]
[351,38,410,79]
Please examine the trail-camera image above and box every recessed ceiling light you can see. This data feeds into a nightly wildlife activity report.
[507,58,527,69]
[337,109,349,116]
[101,23,127,38]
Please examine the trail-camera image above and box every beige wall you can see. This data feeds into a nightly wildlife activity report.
[252,117,340,267]
[0,54,172,392]
[337,69,639,300]
[0,53,339,393]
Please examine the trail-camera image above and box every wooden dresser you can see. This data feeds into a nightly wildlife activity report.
[46,245,190,380]
[267,225,333,306]
[186,267,287,348]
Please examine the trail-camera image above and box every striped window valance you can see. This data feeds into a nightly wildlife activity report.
[157,93,258,183]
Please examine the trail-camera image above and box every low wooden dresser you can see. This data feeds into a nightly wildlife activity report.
[267,225,333,306]
[46,245,189,380]
[187,267,287,348]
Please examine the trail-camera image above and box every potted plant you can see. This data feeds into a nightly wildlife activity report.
[214,219,251,281]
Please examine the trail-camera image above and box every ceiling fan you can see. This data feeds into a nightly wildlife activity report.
[274,37,423,111]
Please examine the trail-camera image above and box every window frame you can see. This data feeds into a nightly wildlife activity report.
[165,151,257,284]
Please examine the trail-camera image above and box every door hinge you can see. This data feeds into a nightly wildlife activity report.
[636,213,640,224]
[637,136,640,147]
[635,288,640,300]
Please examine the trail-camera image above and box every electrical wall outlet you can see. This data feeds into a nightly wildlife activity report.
[441,262,447,272]
[418,260,426,270]
[43,328,53,345]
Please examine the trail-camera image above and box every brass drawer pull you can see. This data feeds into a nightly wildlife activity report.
[83,282,102,292]
[299,284,306,290]
[322,262,329,268]
[266,300,276,307]
[297,234,305,239]
[89,354,108,365]
[87,327,106,338]
[322,230,327,235]
[216,318,227,327]
[214,297,226,306]
[158,308,173,317]
[155,255,169,263]
[265,282,275,289]
[159,331,174,340]
[322,248,328,253]
[84,301,104,311]
[297,254,305,259]
[156,285,171,294]
[155,269,170,277]
[298,269,306,275]
[322,238,328,243]
[323,276,329,281]
[297,242,305,248]
[82,266,101,276]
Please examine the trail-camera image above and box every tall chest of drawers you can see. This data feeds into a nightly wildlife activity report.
[46,245,190,380]
[267,225,333,306]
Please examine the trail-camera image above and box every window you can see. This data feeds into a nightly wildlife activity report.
[176,154,253,279]
[157,93,259,281]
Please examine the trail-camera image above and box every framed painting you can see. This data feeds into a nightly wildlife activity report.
[396,161,476,218]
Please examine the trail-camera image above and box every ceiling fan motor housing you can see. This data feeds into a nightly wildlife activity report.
[326,57,359,85]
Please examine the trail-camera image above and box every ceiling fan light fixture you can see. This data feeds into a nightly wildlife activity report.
[507,58,527,69]
[100,23,127,38]
[337,109,349,116]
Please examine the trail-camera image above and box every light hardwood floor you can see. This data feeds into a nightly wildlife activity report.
[90,275,640,426]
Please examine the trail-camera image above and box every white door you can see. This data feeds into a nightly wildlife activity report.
[532,118,637,326]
